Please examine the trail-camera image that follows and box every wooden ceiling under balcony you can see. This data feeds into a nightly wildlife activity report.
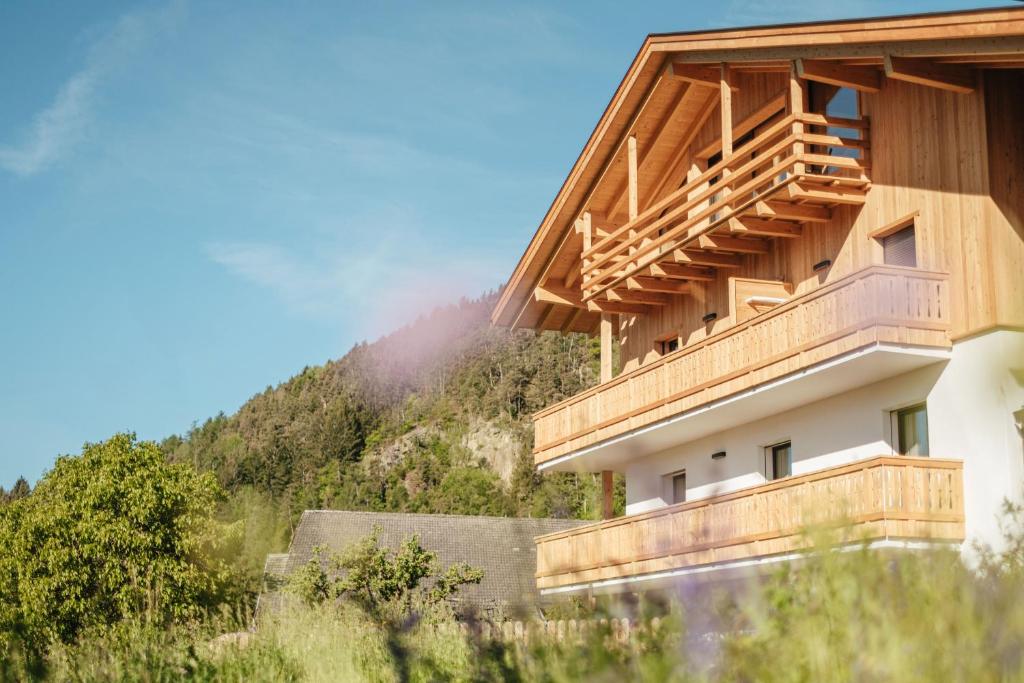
[491,7,1024,334]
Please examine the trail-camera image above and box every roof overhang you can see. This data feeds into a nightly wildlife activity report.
[491,6,1024,331]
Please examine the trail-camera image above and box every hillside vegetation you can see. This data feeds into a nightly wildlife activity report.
[160,292,622,593]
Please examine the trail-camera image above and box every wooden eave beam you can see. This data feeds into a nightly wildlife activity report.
[795,58,881,92]
[728,217,803,238]
[587,299,651,315]
[672,249,743,268]
[785,182,868,205]
[697,234,769,254]
[607,288,670,305]
[667,62,739,89]
[647,263,717,281]
[624,277,691,294]
[883,55,975,94]
[748,200,830,223]
[534,283,583,308]
[559,307,584,333]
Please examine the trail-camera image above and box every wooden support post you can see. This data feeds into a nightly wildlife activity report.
[719,64,733,203]
[627,136,639,221]
[720,64,733,158]
[602,470,614,520]
[600,314,613,383]
[789,62,805,177]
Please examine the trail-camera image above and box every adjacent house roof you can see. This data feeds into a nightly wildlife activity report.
[490,7,1024,333]
[270,510,589,615]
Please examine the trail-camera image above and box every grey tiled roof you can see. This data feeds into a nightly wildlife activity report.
[280,510,588,614]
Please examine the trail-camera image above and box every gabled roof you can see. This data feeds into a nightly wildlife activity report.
[491,6,1024,331]
[276,510,588,614]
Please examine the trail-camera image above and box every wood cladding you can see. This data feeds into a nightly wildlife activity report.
[533,266,950,464]
[535,456,964,590]
[617,74,1022,373]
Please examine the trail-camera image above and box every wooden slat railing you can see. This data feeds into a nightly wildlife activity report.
[534,266,950,464]
[535,456,964,590]
[582,112,870,301]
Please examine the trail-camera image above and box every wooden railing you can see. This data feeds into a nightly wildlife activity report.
[581,112,870,300]
[535,456,964,590]
[534,266,950,464]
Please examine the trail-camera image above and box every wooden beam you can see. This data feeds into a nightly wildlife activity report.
[720,64,734,159]
[627,135,639,220]
[559,307,583,333]
[697,234,769,254]
[607,289,669,305]
[599,315,613,383]
[534,283,583,308]
[788,62,805,177]
[748,200,831,223]
[648,263,717,281]
[602,470,614,520]
[884,55,975,94]
[624,277,691,294]
[587,300,649,315]
[785,182,868,205]
[672,249,743,268]
[667,63,737,89]
[696,90,785,160]
[536,304,557,329]
[728,217,803,238]
[795,58,881,93]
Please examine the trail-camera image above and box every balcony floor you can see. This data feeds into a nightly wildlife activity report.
[539,342,950,473]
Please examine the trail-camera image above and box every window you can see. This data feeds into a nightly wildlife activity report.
[659,337,679,355]
[894,404,929,456]
[672,472,687,505]
[883,225,917,267]
[767,441,792,480]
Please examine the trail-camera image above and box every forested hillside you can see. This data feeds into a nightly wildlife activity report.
[160,292,621,590]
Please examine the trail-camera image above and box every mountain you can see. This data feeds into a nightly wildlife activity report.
[162,292,619,568]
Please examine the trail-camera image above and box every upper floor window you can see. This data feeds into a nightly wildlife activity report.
[658,336,680,356]
[767,441,792,480]
[894,404,929,456]
[883,225,917,267]
[671,471,687,505]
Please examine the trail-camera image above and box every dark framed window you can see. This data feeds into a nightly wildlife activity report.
[659,337,680,355]
[894,404,929,456]
[767,441,792,480]
[672,472,687,505]
[883,225,917,267]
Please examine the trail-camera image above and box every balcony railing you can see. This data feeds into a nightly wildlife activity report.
[533,266,950,465]
[581,112,870,301]
[535,456,964,591]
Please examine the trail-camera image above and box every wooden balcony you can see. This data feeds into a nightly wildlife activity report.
[534,266,950,465]
[535,456,964,591]
[582,112,870,308]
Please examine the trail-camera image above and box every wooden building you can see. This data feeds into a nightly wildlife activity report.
[491,8,1024,595]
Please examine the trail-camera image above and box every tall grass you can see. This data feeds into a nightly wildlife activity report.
[8,502,1024,682]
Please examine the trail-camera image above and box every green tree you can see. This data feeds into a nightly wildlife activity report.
[2,477,30,504]
[0,433,235,652]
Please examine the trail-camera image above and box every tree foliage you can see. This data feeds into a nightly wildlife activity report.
[0,434,236,651]
[287,529,483,616]
[163,292,614,533]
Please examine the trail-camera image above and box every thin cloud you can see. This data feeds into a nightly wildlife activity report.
[206,227,506,339]
[0,2,184,176]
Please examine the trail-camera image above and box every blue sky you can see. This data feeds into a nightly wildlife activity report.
[0,0,1009,487]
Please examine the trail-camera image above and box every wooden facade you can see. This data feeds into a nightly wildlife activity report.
[491,9,1021,589]
[536,456,964,590]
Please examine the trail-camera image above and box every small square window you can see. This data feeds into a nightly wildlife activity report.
[658,337,680,355]
[883,225,917,267]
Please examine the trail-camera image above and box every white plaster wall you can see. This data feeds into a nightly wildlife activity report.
[624,330,1024,551]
